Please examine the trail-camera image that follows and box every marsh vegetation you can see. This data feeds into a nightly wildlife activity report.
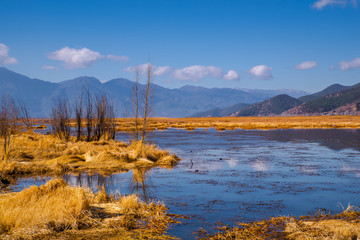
[1,84,360,239]
[0,179,180,239]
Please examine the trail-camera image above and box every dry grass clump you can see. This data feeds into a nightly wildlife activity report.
[128,140,179,165]
[196,208,360,240]
[0,131,180,181]
[285,206,360,240]
[0,179,179,239]
[0,179,90,234]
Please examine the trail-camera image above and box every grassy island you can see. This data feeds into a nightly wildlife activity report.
[0,130,180,183]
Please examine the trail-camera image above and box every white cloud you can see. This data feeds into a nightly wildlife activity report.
[49,47,103,68]
[295,61,317,70]
[42,65,58,70]
[0,43,18,65]
[312,0,352,9]
[172,65,223,81]
[124,63,171,76]
[248,65,273,79]
[223,70,239,80]
[107,54,129,62]
[339,57,360,70]
[153,66,172,76]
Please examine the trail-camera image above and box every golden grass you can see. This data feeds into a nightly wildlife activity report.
[0,179,180,239]
[109,116,360,132]
[0,131,180,182]
[196,207,360,240]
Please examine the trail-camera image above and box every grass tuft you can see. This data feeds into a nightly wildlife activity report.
[0,132,180,181]
[0,179,180,239]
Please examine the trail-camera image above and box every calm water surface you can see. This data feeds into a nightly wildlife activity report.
[11,128,360,239]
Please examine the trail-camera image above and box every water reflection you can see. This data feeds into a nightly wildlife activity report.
[10,128,360,239]
[255,129,360,152]
[130,167,152,202]
[63,172,115,193]
[62,167,153,201]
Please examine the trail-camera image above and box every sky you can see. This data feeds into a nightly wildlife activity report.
[0,0,360,92]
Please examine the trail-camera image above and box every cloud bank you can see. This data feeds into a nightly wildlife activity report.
[339,57,360,70]
[295,61,317,70]
[107,54,129,62]
[0,43,18,65]
[223,70,239,80]
[49,47,129,69]
[248,65,273,79]
[49,47,103,68]
[172,65,223,81]
[312,0,356,9]
[124,63,171,77]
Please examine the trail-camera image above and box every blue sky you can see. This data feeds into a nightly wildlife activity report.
[0,0,359,92]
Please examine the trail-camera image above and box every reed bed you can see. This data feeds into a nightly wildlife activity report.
[0,179,179,239]
[111,116,360,132]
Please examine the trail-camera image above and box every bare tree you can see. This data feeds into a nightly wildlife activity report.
[18,100,32,129]
[131,66,141,141]
[106,100,116,140]
[141,63,152,144]
[85,87,93,142]
[0,94,18,161]
[75,90,84,141]
[94,95,107,141]
[51,98,71,141]
[94,94,116,141]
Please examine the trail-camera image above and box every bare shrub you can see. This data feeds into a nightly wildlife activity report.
[85,87,93,142]
[141,63,153,144]
[130,66,141,141]
[18,100,32,130]
[51,98,71,141]
[0,94,19,161]
[94,94,116,141]
[74,90,83,141]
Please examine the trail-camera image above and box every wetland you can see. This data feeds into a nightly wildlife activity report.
[5,127,360,239]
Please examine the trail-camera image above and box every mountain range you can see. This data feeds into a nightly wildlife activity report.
[0,67,309,118]
[193,82,360,117]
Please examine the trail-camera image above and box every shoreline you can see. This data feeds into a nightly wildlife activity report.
[31,116,360,131]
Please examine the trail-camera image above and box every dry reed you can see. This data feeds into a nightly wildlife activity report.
[0,179,179,239]
[0,131,180,182]
[111,116,360,132]
[196,207,360,240]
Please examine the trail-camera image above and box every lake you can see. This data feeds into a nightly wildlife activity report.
[11,128,360,239]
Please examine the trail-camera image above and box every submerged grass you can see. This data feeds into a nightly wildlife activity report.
[0,179,180,239]
[196,207,360,240]
[0,130,180,183]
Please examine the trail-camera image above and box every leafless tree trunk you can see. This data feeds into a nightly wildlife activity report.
[106,101,116,140]
[94,95,107,141]
[85,87,93,142]
[94,94,116,141]
[75,90,84,141]
[18,100,32,129]
[131,66,141,141]
[0,94,18,161]
[51,98,71,141]
[141,63,152,144]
